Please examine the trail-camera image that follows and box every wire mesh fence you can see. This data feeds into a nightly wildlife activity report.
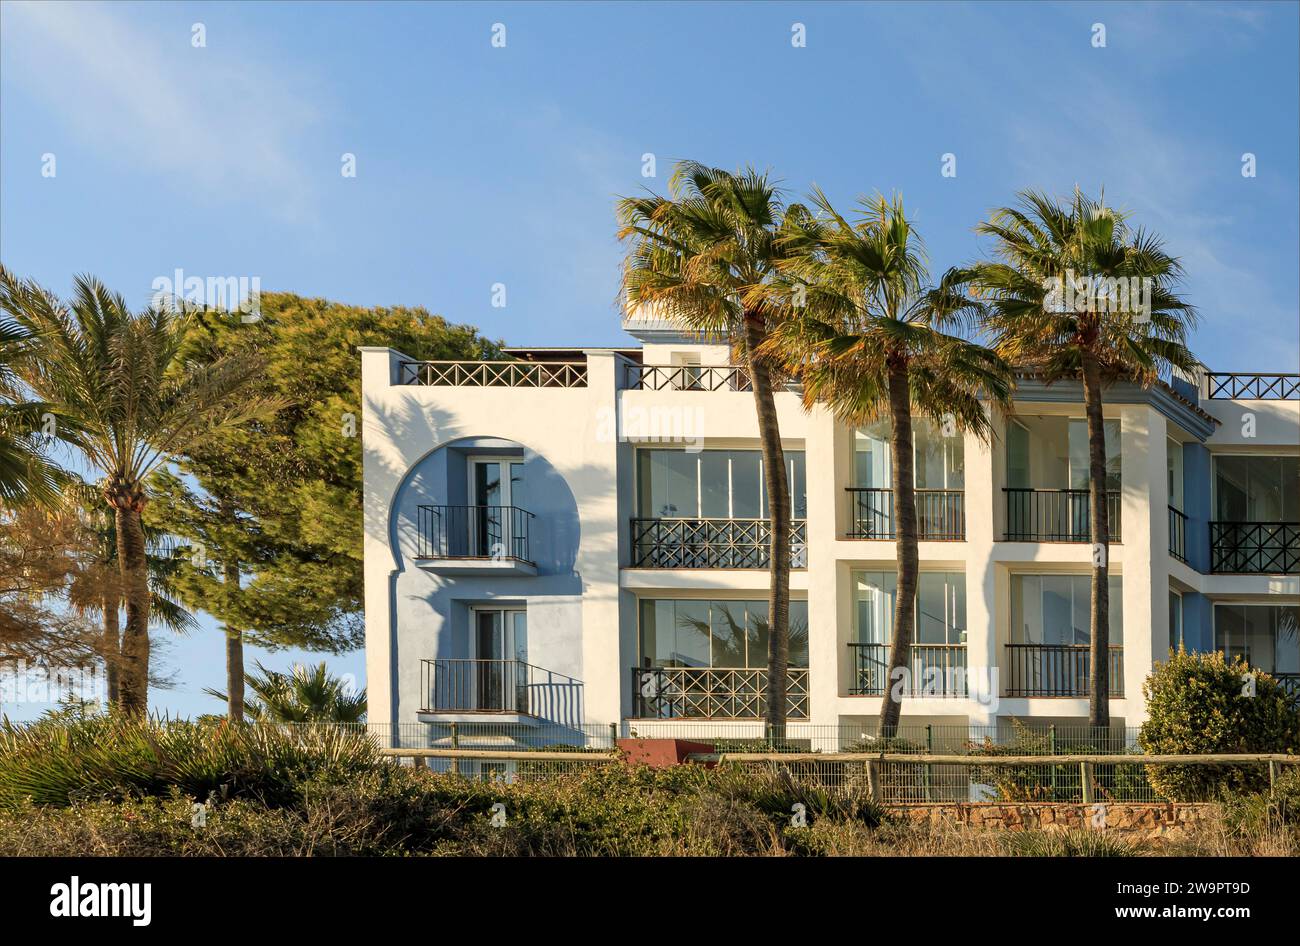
[265,720,1236,801]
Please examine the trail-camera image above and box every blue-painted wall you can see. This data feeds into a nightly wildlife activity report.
[1180,591,1215,653]
[1183,442,1212,573]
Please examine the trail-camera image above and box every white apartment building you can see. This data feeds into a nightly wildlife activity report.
[360,314,1299,746]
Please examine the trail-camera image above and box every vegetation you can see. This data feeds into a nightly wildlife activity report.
[1138,648,1300,801]
[618,162,805,734]
[1,716,1296,856]
[204,661,366,723]
[0,270,277,714]
[968,190,1198,727]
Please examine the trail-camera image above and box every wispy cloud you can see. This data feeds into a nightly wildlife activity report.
[2,0,324,218]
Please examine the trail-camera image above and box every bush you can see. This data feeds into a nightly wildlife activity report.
[0,714,379,808]
[1138,649,1300,801]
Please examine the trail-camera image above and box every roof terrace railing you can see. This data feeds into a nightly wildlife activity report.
[398,360,588,388]
[1205,372,1300,400]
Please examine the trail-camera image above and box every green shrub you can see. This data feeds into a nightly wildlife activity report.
[0,715,378,808]
[1138,649,1300,801]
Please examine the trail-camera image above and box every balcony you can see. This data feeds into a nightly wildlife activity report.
[848,642,968,697]
[630,666,809,720]
[1003,643,1124,698]
[398,360,588,388]
[420,658,582,722]
[415,504,537,575]
[845,488,965,540]
[1168,506,1188,564]
[1003,488,1121,542]
[1210,522,1300,574]
[629,517,808,569]
[625,363,752,391]
[1205,372,1300,400]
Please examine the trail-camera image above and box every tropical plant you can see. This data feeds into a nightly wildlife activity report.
[0,316,70,506]
[0,268,279,714]
[205,661,366,723]
[618,161,805,734]
[763,189,1013,737]
[62,485,196,704]
[968,189,1198,726]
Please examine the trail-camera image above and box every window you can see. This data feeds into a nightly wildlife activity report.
[854,419,964,489]
[1009,574,1124,646]
[637,449,807,519]
[1169,590,1183,651]
[1214,604,1300,676]
[1167,440,1184,510]
[1213,455,1300,523]
[639,599,809,669]
[1004,416,1120,489]
[854,572,966,645]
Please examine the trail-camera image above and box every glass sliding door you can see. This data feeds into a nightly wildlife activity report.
[472,608,527,712]
[469,457,524,558]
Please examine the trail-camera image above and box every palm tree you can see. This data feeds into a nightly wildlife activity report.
[0,268,278,714]
[618,161,805,735]
[206,661,366,723]
[764,190,1013,738]
[63,486,197,705]
[0,316,70,506]
[968,188,1197,727]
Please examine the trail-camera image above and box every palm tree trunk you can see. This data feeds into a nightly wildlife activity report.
[223,559,245,722]
[743,311,790,739]
[880,356,918,739]
[108,479,151,717]
[1081,354,1111,730]
[100,592,120,707]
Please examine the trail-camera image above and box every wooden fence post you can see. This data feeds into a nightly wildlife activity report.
[1080,762,1095,804]
[450,722,460,776]
[866,759,882,804]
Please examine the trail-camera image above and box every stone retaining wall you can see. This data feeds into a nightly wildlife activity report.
[888,803,1213,839]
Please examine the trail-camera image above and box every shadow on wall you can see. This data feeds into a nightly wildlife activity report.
[369,396,619,577]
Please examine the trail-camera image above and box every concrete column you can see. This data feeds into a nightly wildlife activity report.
[805,408,842,729]
[1121,405,1163,725]
[577,351,623,726]
[964,410,999,726]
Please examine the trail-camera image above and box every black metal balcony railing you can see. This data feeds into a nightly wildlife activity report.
[1210,521,1300,574]
[848,642,968,697]
[416,505,534,563]
[1274,673,1300,703]
[630,666,809,720]
[1168,505,1188,563]
[845,488,965,540]
[399,360,588,388]
[1004,643,1124,698]
[1206,372,1300,400]
[1003,488,1122,542]
[420,658,581,716]
[629,517,808,569]
[625,363,752,391]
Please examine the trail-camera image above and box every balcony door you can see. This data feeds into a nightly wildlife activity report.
[471,608,528,711]
[469,457,524,558]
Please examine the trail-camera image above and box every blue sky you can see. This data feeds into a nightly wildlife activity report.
[2,0,1297,717]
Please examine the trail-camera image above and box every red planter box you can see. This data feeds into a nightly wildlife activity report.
[617,738,715,768]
